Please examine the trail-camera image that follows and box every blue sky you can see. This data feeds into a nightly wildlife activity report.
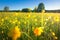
[0,0,60,10]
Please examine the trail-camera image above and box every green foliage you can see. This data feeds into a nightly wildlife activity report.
[21,8,31,12]
[33,6,38,12]
[37,3,45,12]
[4,6,9,11]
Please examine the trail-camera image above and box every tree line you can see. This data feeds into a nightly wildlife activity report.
[3,3,45,12]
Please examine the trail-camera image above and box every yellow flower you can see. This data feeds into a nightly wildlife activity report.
[34,27,44,36]
[15,20,18,22]
[13,26,21,37]
[46,16,51,21]
[1,19,4,22]
[51,21,54,24]
[10,20,16,24]
[54,36,58,39]
[32,27,34,31]
[45,19,49,21]
[35,19,37,21]
[12,21,16,24]
[38,27,44,32]
[8,26,21,40]
[26,14,30,18]
[54,16,59,22]
[18,22,20,24]
[12,20,18,24]
[5,16,8,19]
[2,30,4,34]
[51,32,55,36]
[24,21,26,24]
[50,29,52,32]
[14,13,19,16]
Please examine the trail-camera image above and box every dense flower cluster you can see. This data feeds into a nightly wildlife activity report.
[0,12,59,40]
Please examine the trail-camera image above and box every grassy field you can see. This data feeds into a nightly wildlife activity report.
[0,12,60,40]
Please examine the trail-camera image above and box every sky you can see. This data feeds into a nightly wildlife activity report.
[0,0,60,10]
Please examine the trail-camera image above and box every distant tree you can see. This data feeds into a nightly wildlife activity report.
[33,6,38,12]
[4,6,9,11]
[16,10,20,12]
[21,8,31,12]
[37,3,45,12]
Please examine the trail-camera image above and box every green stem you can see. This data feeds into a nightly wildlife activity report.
[28,20,29,40]
[22,32,33,40]
[41,12,44,27]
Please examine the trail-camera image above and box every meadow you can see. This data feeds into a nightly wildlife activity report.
[0,12,60,40]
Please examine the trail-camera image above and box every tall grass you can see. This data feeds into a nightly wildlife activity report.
[0,12,60,40]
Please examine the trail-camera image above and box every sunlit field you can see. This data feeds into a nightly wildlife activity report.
[0,12,60,40]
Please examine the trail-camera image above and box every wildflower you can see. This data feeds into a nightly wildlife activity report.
[45,18,49,21]
[5,16,8,19]
[34,27,44,36]
[18,22,20,24]
[2,30,4,34]
[27,14,30,18]
[46,16,51,21]
[14,13,19,16]
[44,22,47,25]
[51,21,54,24]
[8,26,21,40]
[54,36,58,39]
[9,20,15,24]
[54,16,59,22]
[51,31,58,39]
[24,21,26,24]
[15,20,18,23]
[1,19,4,22]
[35,19,37,21]
[51,32,55,36]
[38,27,44,32]
[32,27,34,31]
[12,21,16,24]
[12,20,18,24]
[50,29,52,32]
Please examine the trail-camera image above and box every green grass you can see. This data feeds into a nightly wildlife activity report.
[0,12,60,40]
